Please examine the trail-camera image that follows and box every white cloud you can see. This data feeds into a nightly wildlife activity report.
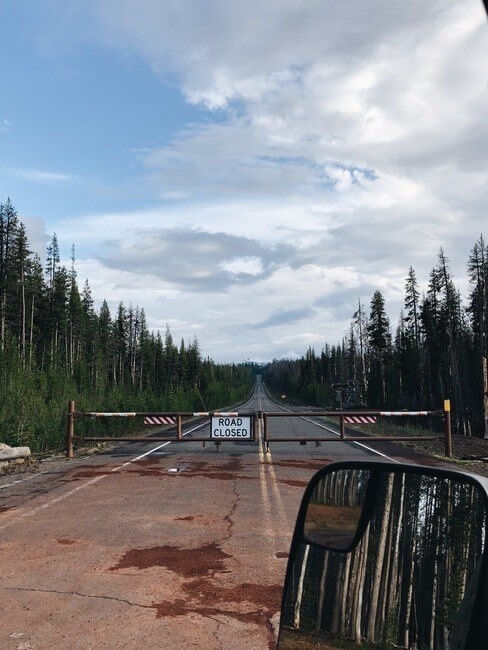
[220,256,263,276]
[10,168,76,184]
[45,0,488,360]
[22,216,49,259]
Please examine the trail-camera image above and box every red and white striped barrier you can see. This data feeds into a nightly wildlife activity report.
[87,412,137,417]
[380,411,429,416]
[193,411,239,417]
[144,416,176,426]
[344,415,377,424]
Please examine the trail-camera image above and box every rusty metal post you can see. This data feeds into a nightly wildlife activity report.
[177,414,182,440]
[444,399,452,458]
[262,413,268,452]
[67,400,75,459]
[339,414,345,440]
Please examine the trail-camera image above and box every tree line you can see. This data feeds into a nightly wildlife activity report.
[264,238,488,437]
[0,198,253,452]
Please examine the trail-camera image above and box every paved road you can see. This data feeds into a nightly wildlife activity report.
[0,380,430,649]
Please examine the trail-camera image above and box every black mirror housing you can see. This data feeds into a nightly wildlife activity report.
[279,460,488,649]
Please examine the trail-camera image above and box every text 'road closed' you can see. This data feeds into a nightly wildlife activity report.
[211,416,252,439]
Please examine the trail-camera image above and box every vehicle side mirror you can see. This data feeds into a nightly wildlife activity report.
[278,461,488,649]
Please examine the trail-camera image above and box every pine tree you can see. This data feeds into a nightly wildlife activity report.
[467,236,488,437]
[367,290,391,406]
[0,198,19,348]
[352,297,368,395]
[402,267,422,403]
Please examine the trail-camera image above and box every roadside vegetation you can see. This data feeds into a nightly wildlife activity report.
[0,198,254,452]
[265,237,488,438]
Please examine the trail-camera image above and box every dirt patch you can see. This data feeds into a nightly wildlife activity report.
[62,458,257,482]
[67,470,111,480]
[275,551,289,558]
[57,538,77,545]
[278,479,308,488]
[0,505,12,514]
[174,516,195,521]
[151,578,282,648]
[150,599,276,647]
[183,577,282,610]
[109,542,232,578]
[154,459,256,482]
[150,598,188,617]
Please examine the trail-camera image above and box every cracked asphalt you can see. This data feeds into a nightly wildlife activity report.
[0,380,432,649]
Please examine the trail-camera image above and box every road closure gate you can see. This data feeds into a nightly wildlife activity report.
[66,401,256,459]
[66,401,453,458]
[261,402,452,458]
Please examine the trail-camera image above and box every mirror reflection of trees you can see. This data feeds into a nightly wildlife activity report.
[305,469,370,549]
[280,471,487,649]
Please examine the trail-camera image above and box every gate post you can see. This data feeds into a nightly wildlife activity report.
[339,414,345,440]
[67,400,75,459]
[263,413,270,452]
[444,399,452,458]
[177,414,182,440]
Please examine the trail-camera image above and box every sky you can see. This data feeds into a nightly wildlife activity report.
[0,1,487,363]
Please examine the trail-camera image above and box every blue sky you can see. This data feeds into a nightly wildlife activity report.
[0,2,210,223]
[1,1,487,362]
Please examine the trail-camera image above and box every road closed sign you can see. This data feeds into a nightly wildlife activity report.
[211,415,253,440]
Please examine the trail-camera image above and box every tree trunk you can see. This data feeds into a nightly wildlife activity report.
[316,551,329,633]
[29,294,34,365]
[293,544,310,629]
[366,474,394,643]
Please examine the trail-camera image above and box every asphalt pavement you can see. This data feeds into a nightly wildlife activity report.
[0,380,430,649]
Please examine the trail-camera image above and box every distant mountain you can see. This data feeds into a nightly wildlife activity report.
[242,351,301,365]
[282,351,301,360]
[242,357,270,365]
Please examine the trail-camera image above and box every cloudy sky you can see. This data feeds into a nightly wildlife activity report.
[0,1,487,362]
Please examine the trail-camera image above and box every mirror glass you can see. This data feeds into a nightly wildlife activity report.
[279,469,487,649]
[304,468,370,549]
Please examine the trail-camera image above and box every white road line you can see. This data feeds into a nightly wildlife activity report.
[0,391,260,498]
[0,420,209,531]
[0,470,51,490]
[0,391,261,526]
[265,390,398,463]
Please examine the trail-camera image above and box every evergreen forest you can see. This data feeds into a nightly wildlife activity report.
[264,238,488,437]
[0,199,253,452]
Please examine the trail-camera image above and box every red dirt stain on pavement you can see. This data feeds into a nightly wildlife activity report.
[67,470,110,479]
[64,458,257,482]
[151,578,282,649]
[170,458,246,481]
[57,538,77,545]
[109,542,232,578]
[174,516,195,521]
[278,478,309,488]
[130,458,257,482]
[183,577,282,609]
